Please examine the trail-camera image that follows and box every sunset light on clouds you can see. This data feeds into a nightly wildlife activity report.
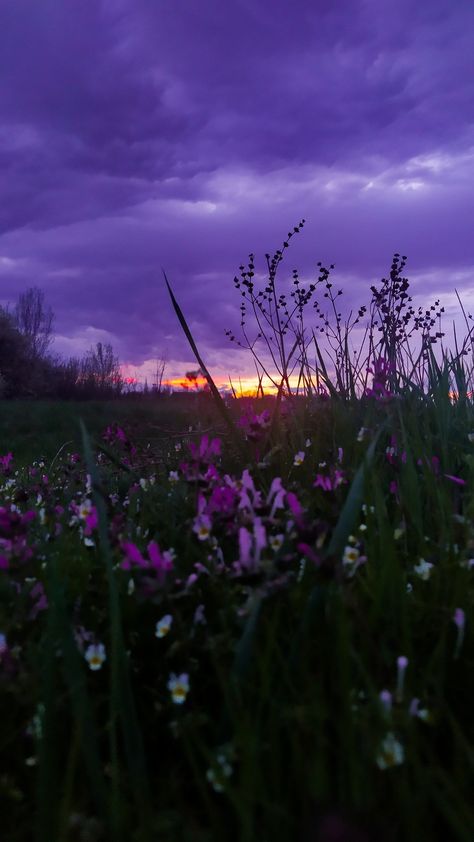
[1,0,474,391]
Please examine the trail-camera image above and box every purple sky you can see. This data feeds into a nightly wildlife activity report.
[1,0,474,389]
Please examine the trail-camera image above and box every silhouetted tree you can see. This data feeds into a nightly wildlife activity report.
[80,342,123,397]
[0,307,31,396]
[14,286,54,361]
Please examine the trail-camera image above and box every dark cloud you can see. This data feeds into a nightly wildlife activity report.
[0,0,473,385]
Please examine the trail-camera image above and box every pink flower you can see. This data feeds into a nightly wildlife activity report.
[0,453,13,471]
[444,474,466,486]
[121,541,147,570]
[84,508,98,536]
[313,468,346,492]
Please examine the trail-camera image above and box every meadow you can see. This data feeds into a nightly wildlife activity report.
[1,228,474,841]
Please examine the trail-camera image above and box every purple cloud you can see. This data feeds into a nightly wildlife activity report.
[0,0,473,386]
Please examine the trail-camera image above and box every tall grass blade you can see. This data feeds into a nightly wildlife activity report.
[163,269,245,455]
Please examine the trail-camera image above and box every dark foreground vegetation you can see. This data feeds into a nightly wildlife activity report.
[1,223,474,840]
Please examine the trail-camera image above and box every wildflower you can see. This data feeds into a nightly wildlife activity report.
[305,438,312,448]
[127,578,135,596]
[409,698,432,722]
[342,545,360,567]
[444,473,466,486]
[314,468,346,491]
[453,608,465,659]
[379,689,392,714]
[269,534,284,552]
[155,614,173,638]
[167,672,190,704]
[139,478,148,491]
[84,643,107,671]
[297,557,306,582]
[396,656,408,702]
[413,559,433,581]
[193,604,206,625]
[193,514,212,541]
[0,452,13,471]
[206,756,233,792]
[376,732,405,769]
[293,451,305,467]
[168,470,179,483]
[0,632,7,657]
[174,442,182,452]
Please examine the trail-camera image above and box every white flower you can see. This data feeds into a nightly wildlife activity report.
[155,614,173,638]
[269,534,284,552]
[139,478,148,491]
[305,438,312,448]
[193,515,211,541]
[84,643,106,671]
[293,451,305,466]
[168,471,179,484]
[342,545,360,566]
[167,672,190,704]
[376,732,405,769]
[413,559,433,581]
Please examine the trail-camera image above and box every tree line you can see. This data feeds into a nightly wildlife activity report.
[0,287,167,399]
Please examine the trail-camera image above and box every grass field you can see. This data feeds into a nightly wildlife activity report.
[2,243,474,840]
[1,385,474,842]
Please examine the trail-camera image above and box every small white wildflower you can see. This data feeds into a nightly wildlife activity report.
[359,523,367,532]
[167,672,190,704]
[297,557,306,583]
[269,534,284,552]
[413,559,433,581]
[206,760,233,792]
[155,614,173,638]
[84,643,106,671]
[376,732,405,769]
[168,470,179,484]
[293,451,305,467]
[193,515,211,541]
[342,545,360,566]
[139,478,148,491]
[406,582,413,594]
[305,438,312,448]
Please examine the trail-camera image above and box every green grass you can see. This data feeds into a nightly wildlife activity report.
[1,389,473,842]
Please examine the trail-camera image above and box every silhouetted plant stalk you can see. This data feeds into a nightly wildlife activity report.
[226,220,474,403]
